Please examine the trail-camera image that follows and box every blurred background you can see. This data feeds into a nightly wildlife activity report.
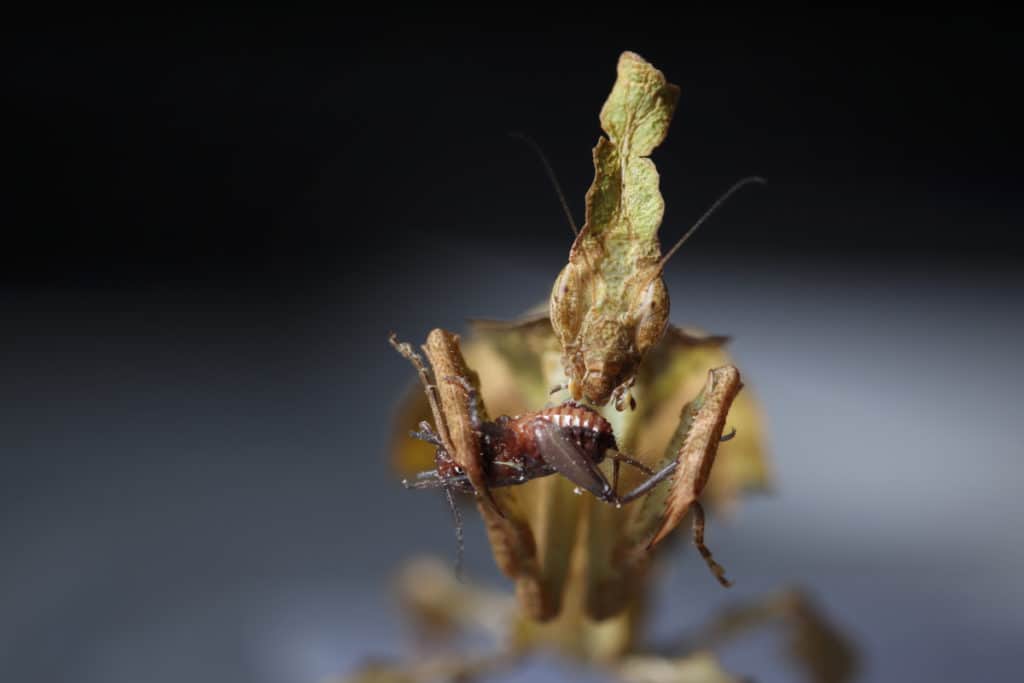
[3,16,1022,682]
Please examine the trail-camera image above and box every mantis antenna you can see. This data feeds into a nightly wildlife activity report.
[509,131,579,237]
[658,176,767,272]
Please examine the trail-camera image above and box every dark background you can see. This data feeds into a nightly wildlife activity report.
[3,17,1022,683]
[6,17,1022,285]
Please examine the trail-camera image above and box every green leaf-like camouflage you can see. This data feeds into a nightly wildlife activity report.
[584,51,679,261]
[550,51,680,407]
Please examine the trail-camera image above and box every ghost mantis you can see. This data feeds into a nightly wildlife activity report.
[361,51,858,683]
[390,328,744,589]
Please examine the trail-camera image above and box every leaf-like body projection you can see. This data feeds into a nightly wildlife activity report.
[550,51,680,407]
[420,329,552,618]
[643,365,743,549]
[422,330,494,512]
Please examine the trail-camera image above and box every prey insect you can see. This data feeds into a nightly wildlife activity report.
[389,331,736,586]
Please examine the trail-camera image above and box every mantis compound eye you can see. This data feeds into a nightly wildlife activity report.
[550,263,585,345]
[631,274,669,357]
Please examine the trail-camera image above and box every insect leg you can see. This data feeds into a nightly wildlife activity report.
[606,450,655,476]
[617,461,678,504]
[410,420,443,446]
[532,419,614,502]
[605,450,655,498]
[443,484,465,580]
[692,501,731,587]
[403,476,436,490]
[612,377,637,412]
[614,464,734,586]
[402,471,442,489]
[389,334,451,448]
[403,471,472,490]
[612,457,621,498]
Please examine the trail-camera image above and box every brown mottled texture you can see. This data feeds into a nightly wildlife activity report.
[422,330,495,512]
[550,51,679,408]
[419,329,554,619]
[647,366,743,549]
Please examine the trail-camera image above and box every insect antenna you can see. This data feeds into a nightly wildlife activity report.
[508,131,578,237]
[442,484,465,580]
[658,176,766,272]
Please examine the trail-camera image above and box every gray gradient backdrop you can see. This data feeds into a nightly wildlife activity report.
[4,248,1023,682]
[3,18,1023,683]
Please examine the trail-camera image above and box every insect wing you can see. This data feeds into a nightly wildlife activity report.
[532,418,611,500]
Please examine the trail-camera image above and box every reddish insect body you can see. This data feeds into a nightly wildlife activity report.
[409,398,622,496]
[390,333,677,576]
[487,404,618,485]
